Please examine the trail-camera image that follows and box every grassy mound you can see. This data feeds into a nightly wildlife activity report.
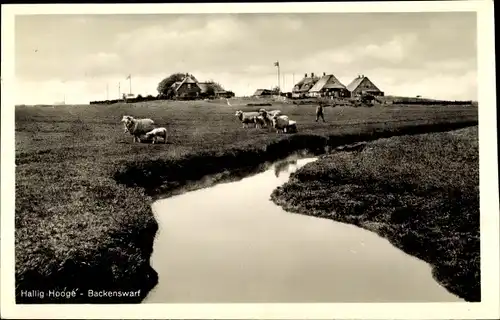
[271,126,480,301]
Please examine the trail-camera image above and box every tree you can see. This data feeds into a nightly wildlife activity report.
[206,80,224,92]
[200,80,226,98]
[205,85,216,97]
[157,72,198,97]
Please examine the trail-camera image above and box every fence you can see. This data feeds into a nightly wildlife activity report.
[89,92,235,105]
[387,98,474,106]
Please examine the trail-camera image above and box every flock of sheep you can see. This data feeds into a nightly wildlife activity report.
[121,115,167,144]
[120,107,298,144]
[234,108,298,133]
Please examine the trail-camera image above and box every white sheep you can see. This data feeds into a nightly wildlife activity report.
[266,109,282,117]
[235,110,260,128]
[121,115,156,143]
[121,115,133,133]
[271,114,290,133]
[144,127,168,144]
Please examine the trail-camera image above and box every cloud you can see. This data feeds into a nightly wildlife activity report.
[361,34,415,62]
[423,58,477,74]
[81,52,122,76]
[114,16,251,56]
[285,33,419,79]
[387,70,477,100]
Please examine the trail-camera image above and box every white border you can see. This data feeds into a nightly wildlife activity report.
[1,1,498,319]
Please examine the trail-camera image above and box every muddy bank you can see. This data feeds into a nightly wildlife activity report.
[114,120,477,195]
[270,126,480,302]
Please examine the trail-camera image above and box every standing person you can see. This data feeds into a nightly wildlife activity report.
[316,102,326,122]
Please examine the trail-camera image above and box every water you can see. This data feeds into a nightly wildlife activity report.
[144,157,462,303]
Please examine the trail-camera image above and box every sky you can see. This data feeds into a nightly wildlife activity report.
[15,12,477,105]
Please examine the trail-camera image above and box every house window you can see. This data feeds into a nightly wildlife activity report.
[187,84,191,89]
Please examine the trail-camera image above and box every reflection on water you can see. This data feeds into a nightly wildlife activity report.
[274,158,298,177]
[144,157,462,303]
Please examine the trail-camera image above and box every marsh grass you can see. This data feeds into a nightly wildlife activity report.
[14,99,478,303]
[271,126,480,301]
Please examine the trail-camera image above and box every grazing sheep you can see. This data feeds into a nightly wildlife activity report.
[235,110,260,128]
[258,109,282,129]
[258,108,282,117]
[121,115,156,143]
[254,115,267,128]
[144,127,168,144]
[285,119,298,133]
[121,115,133,133]
[267,109,283,117]
[271,114,290,133]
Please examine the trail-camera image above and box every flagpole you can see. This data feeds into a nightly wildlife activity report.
[129,75,132,95]
[283,74,285,93]
[278,63,281,95]
[118,82,121,99]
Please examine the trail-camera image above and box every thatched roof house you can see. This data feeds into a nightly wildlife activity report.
[172,75,202,99]
[170,81,182,90]
[169,75,233,99]
[292,72,321,98]
[346,75,384,97]
[309,73,350,98]
[253,89,273,97]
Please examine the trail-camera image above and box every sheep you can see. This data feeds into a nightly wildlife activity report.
[285,119,298,133]
[121,115,133,133]
[271,114,290,133]
[258,108,282,118]
[121,115,156,143]
[254,115,267,128]
[266,109,282,117]
[235,110,260,128]
[144,127,168,144]
[258,109,282,129]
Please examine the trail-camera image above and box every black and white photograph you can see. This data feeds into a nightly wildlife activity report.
[1,1,498,319]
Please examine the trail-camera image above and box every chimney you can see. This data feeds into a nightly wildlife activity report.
[311,72,315,78]
[323,72,326,76]
[305,73,308,78]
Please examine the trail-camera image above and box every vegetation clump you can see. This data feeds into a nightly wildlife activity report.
[271,126,480,302]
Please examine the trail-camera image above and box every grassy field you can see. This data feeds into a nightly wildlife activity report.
[14,98,478,303]
[271,126,480,302]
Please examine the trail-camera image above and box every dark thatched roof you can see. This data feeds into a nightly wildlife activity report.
[309,74,347,92]
[346,75,382,93]
[293,74,320,93]
[253,89,273,96]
